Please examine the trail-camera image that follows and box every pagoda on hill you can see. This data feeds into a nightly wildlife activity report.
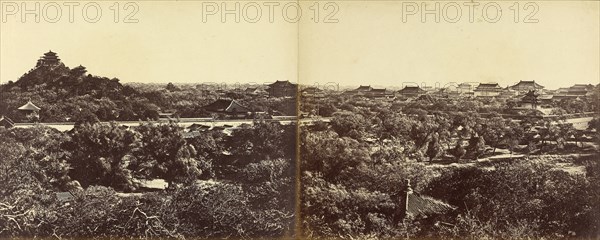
[71,65,87,76]
[36,50,61,67]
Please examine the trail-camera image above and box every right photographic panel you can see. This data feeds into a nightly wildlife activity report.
[298,1,600,239]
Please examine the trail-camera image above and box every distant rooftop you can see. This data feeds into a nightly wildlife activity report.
[511,80,544,90]
[476,83,502,90]
[268,80,296,86]
[398,86,426,94]
[44,50,58,56]
[355,85,373,91]
[370,88,387,92]
[478,83,500,87]
[203,99,250,113]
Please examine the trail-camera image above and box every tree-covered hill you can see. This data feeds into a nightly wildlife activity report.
[0,52,296,123]
[8,62,130,96]
[0,52,149,122]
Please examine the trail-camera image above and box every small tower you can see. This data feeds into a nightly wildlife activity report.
[36,50,61,67]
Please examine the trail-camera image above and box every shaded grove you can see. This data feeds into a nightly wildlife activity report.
[0,121,296,238]
[300,94,600,239]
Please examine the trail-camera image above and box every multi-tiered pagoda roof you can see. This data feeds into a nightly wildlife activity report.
[36,50,61,67]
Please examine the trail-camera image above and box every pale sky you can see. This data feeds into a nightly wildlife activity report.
[0,1,298,85]
[1,1,599,90]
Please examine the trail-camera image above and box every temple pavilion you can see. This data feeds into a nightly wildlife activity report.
[17,100,41,120]
[36,50,61,67]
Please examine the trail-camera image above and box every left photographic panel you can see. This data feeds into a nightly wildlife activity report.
[0,1,299,238]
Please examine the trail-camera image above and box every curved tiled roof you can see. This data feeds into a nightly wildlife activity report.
[399,86,426,93]
[17,101,41,111]
[203,99,250,113]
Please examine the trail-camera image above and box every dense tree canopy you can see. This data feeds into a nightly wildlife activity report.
[0,121,298,238]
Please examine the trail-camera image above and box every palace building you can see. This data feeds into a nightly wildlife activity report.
[510,80,545,94]
[366,88,394,99]
[397,86,427,98]
[202,99,252,118]
[36,50,61,67]
[474,83,503,97]
[553,84,595,100]
[267,80,298,98]
[343,85,372,97]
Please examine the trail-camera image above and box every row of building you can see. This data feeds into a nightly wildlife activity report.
[324,81,596,101]
[211,80,298,98]
[204,80,595,101]
[0,98,258,125]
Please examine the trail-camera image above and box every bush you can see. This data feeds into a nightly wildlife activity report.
[169,182,293,238]
[425,160,599,238]
[65,122,139,191]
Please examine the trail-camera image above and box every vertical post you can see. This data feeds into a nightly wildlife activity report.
[403,179,413,239]
[403,179,413,219]
[397,179,413,224]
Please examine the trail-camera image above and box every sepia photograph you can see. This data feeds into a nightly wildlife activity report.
[1,0,599,239]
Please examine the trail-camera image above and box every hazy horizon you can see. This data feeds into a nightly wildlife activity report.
[1,1,598,89]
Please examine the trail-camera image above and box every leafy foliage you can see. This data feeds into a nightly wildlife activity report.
[426,160,600,238]
[65,122,139,191]
[0,120,297,238]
